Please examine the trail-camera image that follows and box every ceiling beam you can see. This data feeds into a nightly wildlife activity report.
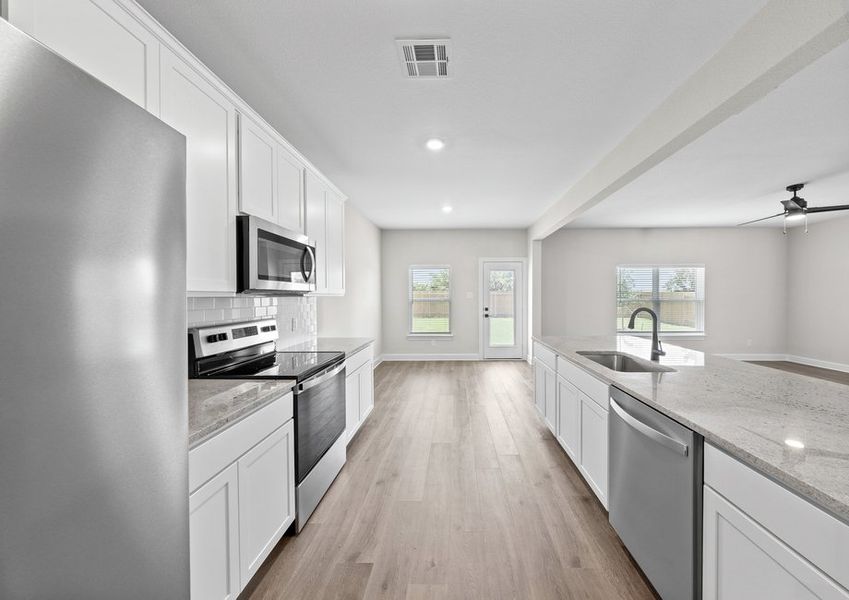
[529,0,849,240]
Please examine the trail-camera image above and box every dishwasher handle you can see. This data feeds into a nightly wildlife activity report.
[610,397,689,456]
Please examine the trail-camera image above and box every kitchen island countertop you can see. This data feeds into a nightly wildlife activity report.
[534,334,849,523]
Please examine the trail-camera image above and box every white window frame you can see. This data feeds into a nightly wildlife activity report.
[616,264,706,338]
[408,265,453,338]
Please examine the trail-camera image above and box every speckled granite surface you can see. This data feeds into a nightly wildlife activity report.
[188,379,294,448]
[279,337,374,356]
[535,335,849,523]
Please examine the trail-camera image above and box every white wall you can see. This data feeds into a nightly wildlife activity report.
[381,229,528,358]
[786,215,849,368]
[540,227,788,355]
[317,203,383,358]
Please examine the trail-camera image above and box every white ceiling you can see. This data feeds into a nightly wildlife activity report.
[568,39,849,229]
[135,0,766,229]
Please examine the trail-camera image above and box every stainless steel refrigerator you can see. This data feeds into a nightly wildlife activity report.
[0,19,189,599]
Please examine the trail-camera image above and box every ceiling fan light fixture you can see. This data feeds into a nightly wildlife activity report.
[784,211,806,223]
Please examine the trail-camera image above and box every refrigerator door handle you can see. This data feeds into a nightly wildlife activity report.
[610,397,688,456]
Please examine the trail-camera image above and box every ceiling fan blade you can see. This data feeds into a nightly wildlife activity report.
[737,212,785,226]
[805,204,849,214]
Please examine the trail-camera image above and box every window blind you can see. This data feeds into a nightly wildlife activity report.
[616,266,705,334]
[409,266,451,334]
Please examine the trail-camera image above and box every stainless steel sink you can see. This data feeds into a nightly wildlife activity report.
[577,351,675,373]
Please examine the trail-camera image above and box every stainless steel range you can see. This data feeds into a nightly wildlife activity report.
[189,319,346,532]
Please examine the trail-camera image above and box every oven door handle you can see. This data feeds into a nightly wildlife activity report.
[298,361,345,392]
[610,397,688,456]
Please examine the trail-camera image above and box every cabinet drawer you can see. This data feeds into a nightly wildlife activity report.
[345,344,374,375]
[189,392,293,493]
[705,443,849,590]
[557,357,609,409]
[533,342,556,370]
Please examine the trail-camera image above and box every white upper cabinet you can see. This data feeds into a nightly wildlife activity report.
[276,144,305,233]
[305,169,328,290]
[11,0,345,294]
[160,47,237,293]
[8,0,160,113]
[305,171,346,295]
[324,190,345,294]
[238,113,277,223]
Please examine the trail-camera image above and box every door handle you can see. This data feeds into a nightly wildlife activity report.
[610,398,688,456]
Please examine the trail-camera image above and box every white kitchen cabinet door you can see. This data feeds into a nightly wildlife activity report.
[238,113,277,223]
[8,0,160,113]
[160,47,237,293]
[324,190,345,294]
[276,144,305,233]
[703,486,849,600]
[556,377,581,463]
[189,463,240,600]
[345,369,361,442]
[533,360,546,416]
[304,169,327,291]
[237,420,295,590]
[544,365,557,435]
[579,393,608,508]
[359,359,374,421]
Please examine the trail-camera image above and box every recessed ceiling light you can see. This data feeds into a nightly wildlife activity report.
[784,438,805,449]
[442,205,453,214]
[426,138,445,152]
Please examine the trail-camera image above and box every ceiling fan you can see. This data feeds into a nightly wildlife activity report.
[738,183,849,233]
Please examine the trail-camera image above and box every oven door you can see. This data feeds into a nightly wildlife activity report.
[294,361,346,484]
[237,215,316,294]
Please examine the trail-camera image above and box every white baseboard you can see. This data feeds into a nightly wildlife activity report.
[380,353,482,362]
[786,354,849,374]
[716,353,788,361]
[373,356,383,369]
[716,353,849,374]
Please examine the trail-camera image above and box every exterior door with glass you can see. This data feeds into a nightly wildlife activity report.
[481,261,525,359]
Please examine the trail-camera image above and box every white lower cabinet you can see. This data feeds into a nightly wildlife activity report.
[703,443,849,599]
[237,420,295,589]
[578,393,608,508]
[345,344,375,442]
[189,463,240,600]
[533,360,546,416]
[703,486,848,600]
[556,376,580,463]
[535,343,609,508]
[532,356,557,434]
[189,393,295,598]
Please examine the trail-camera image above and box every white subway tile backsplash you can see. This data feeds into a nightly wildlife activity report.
[187,295,317,343]
[193,297,215,310]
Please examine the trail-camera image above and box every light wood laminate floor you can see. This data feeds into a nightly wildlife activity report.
[747,360,849,386]
[243,361,656,600]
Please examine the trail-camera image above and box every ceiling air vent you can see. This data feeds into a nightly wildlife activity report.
[396,39,450,78]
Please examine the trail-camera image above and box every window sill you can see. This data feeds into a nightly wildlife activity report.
[618,331,705,340]
[407,333,453,340]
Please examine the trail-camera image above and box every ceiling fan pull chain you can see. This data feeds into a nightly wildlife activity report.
[804,213,808,234]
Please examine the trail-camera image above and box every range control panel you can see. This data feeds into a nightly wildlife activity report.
[190,318,279,358]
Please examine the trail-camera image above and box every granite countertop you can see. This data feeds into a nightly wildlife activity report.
[188,379,295,448]
[534,334,849,523]
[279,336,374,356]
[188,338,373,447]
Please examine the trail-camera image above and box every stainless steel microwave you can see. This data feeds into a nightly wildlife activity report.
[237,215,316,294]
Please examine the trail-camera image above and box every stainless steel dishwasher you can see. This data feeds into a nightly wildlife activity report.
[608,386,703,600]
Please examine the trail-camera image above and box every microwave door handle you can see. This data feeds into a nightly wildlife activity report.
[301,246,315,282]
